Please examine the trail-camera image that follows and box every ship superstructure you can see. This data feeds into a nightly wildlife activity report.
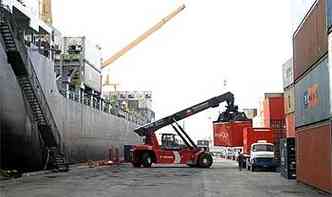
[0,0,152,171]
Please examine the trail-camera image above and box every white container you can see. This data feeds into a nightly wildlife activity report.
[282,58,294,89]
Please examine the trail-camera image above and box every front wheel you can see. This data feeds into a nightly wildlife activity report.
[198,153,213,168]
[141,152,153,168]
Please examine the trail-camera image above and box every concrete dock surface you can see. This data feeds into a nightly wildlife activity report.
[0,159,329,197]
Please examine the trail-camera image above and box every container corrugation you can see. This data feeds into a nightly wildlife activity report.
[296,121,332,193]
[242,128,273,155]
[263,94,284,123]
[213,121,252,147]
[282,58,294,88]
[286,113,295,138]
[293,0,328,81]
[284,86,295,114]
[295,56,330,127]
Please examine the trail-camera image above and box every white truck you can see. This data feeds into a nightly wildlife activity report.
[245,141,277,171]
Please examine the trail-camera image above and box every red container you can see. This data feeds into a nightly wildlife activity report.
[213,121,252,147]
[242,128,273,155]
[293,0,328,81]
[263,93,285,128]
[286,113,295,138]
[296,121,332,193]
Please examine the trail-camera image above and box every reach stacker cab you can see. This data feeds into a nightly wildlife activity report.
[129,92,244,168]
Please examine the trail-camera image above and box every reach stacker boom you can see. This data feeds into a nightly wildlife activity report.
[129,92,245,168]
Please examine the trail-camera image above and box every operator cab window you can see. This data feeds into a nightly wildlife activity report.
[161,133,184,150]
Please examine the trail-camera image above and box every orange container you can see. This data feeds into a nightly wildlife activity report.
[296,121,332,193]
[213,121,252,147]
[263,93,285,128]
[242,128,273,155]
[293,0,328,81]
[286,113,295,138]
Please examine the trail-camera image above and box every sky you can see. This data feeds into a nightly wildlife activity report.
[52,0,309,141]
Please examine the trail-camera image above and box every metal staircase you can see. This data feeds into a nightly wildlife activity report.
[0,8,68,171]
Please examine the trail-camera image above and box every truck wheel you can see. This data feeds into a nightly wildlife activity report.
[141,152,153,168]
[198,153,213,168]
[132,162,141,168]
[187,164,196,168]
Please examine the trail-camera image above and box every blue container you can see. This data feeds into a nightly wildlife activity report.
[327,0,332,31]
[295,56,331,127]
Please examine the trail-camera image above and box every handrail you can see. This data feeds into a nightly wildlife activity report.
[1,7,61,147]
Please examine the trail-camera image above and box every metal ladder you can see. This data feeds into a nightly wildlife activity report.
[0,8,68,171]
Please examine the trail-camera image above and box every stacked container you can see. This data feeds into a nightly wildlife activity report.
[282,58,296,138]
[293,0,332,193]
[280,138,296,179]
[262,93,286,161]
[242,128,273,155]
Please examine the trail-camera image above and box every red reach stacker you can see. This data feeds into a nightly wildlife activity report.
[129,92,245,168]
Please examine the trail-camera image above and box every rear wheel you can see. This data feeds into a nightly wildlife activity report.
[198,153,213,168]
[141,152,153,168]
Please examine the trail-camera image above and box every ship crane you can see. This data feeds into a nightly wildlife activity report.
[101,4,185,69]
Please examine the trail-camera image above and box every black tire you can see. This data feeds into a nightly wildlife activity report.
[132,162,141,168]
[141,152,153,168]
[187,164,197,168]
[198,153,213,168]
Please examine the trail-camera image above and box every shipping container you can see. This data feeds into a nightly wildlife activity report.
[242,128,273,155]
[263,93,284,125]
[286,113,295,138]
[282,58,294,88]
[293,0,328,81]
[280,138,296,179]
[295,56,330,127]
[213,121,252,147]
[284,86,295,114]
[327,0,332,31]
[296,121,332,193]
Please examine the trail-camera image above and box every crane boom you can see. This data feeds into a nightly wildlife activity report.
[40,0,53,25]
[101,4,185,69]
[134,92,236,136]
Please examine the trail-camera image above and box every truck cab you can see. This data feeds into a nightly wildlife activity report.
[247,141,276,171]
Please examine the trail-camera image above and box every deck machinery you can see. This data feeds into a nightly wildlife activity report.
[129,92,246,168]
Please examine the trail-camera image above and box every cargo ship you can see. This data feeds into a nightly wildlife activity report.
[0,1,154,172]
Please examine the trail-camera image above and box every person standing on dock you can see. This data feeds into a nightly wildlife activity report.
[238,151,244,171]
